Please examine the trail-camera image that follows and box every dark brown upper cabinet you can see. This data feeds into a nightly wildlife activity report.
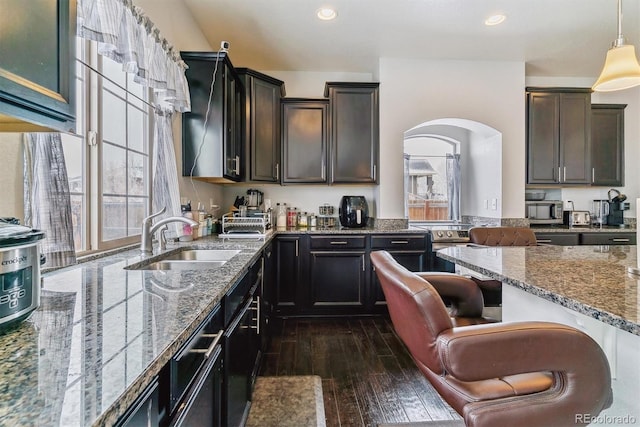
[0,0,76,133]
[281,98,329,184]
[324,82,380,184]
[237,68,285,183]
[181,52,243,183]
[591,104,625,187]
[526,87,591,185]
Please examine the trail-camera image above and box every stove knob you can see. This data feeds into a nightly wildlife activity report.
[436,231,444,237]
[446,231,453,238]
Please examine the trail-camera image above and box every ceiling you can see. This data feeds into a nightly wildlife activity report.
[178,0,640,79]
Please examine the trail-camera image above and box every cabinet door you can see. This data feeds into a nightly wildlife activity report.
[274,236,303,314]
[591,104,625,186]
[559,92,591,184]
[527,92,560,184]
[281,99,328,183]
[224,64,243,180]
[326,83,379,184]
[117,379,159,427]
[308,251,367,312]
[0,0,76,132]
[241,71,283,182]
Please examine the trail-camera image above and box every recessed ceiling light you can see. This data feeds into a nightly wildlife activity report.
[317,7,337,21]
[485,14,506,26]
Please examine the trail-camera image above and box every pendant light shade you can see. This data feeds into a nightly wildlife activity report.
[592,0,640,92]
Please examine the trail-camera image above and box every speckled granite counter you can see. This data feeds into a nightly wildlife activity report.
[437,244,640,336]
[0,223,428,426]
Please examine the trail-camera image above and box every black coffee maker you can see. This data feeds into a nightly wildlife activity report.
[606,189,627,226]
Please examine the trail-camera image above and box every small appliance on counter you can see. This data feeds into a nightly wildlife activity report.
[0,220,45,334]
[563,210,591,227]
[606,189,628,226]
[339,196,369,228]
[525,199,563,225]
[245,189,264,210]
[592,199,610,226]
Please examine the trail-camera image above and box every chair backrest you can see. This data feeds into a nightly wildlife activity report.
[468,226,537,246]
[370,250,452,375]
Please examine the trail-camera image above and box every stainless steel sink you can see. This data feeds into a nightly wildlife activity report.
[143,260,228,271]
[128,249,242,271]
[161,249,241,261]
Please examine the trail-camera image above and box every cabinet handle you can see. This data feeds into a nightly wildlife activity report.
[362,256,365,272]
[295,240,298,257]
[322,163,326,179]
[391,240,409,244]
[235,156,241,175]
[611,238,630,242]
[275,163,279,181]
[373,165,377,181]
[189,329,224,359]
[563,166,566,182]
[330,241,348,245]
[537,239,552,243]
[558,167,561,182]
[250,296,260,334]
[592,167,595,183]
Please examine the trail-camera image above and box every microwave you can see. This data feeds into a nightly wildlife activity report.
[525,200,563,224]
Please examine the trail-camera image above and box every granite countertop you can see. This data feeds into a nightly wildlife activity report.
[0,223,426,426]
[529,225,636,233]
[437,245,640,336]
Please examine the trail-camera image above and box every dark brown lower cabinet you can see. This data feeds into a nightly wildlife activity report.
[274,235,303,315]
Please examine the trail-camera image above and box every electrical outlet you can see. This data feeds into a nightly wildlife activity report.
[491,198,498,210]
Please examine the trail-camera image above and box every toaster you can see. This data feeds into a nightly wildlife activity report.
[563,210,591,227]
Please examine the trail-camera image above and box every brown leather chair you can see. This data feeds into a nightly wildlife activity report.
[370,250,612,427]
[467,227,538,306]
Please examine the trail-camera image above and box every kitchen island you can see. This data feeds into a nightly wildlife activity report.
[437,244,640,423]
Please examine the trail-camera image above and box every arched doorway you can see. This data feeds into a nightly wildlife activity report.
[404,119,502,223]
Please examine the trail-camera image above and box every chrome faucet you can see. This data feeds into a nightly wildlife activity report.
[140,207,199,254]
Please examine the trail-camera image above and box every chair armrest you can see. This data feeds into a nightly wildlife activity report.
[437,321,610,384]
[415,272,484,317]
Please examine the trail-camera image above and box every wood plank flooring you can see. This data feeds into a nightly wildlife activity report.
[260,317,462,427]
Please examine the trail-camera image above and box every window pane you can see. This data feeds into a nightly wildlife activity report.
[70,194,84,251]
[102,143,127,195]
[60,133,85,251]
[127,73,145,109]
[103,196,127,240]
[102,56,126,97]
[127,197,147,236]
[127,106,145,153]
[127,152,146,196]
[102,90,126,145]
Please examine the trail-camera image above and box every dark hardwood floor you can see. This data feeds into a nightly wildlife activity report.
[260,316,462,427]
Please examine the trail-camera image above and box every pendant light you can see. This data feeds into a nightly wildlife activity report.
[593,0,640,92]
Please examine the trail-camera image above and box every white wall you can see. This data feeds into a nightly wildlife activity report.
[467,133,502,218]
[377,58,526,219]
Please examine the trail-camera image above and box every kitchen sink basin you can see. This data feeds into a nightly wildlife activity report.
[142,260,228,271]
[162,249,241,261]
[128,249,242,271]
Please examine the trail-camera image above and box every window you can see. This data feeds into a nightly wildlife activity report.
[61,39,152,254]
[404,137,459,222]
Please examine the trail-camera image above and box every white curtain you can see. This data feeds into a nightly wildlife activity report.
[23,133,77,268]
[446,153,461,221]
[77,0,187,232]
[76,0,191,113]
[152,110,182,233]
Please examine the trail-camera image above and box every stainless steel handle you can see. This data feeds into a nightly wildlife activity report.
[322,163,326,179]
[537,239,552,243]
[189,329,224,359]
[557,167,561,182]
[234,156,241,175]
[391,240,409,244]
[563,166,566,182]
[295,239,299,257]
[373,164,377,181]
[275,163,279,181]
[362,255,365,272]
[330,241,348,245]
[611,238,630,242]
[592,167,595,183]
[250,296,260,334]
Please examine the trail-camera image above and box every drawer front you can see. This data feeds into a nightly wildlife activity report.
[534,232,580,246]
[309,235,366,249]
[371,234,426,250]
[580,232,636,245]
